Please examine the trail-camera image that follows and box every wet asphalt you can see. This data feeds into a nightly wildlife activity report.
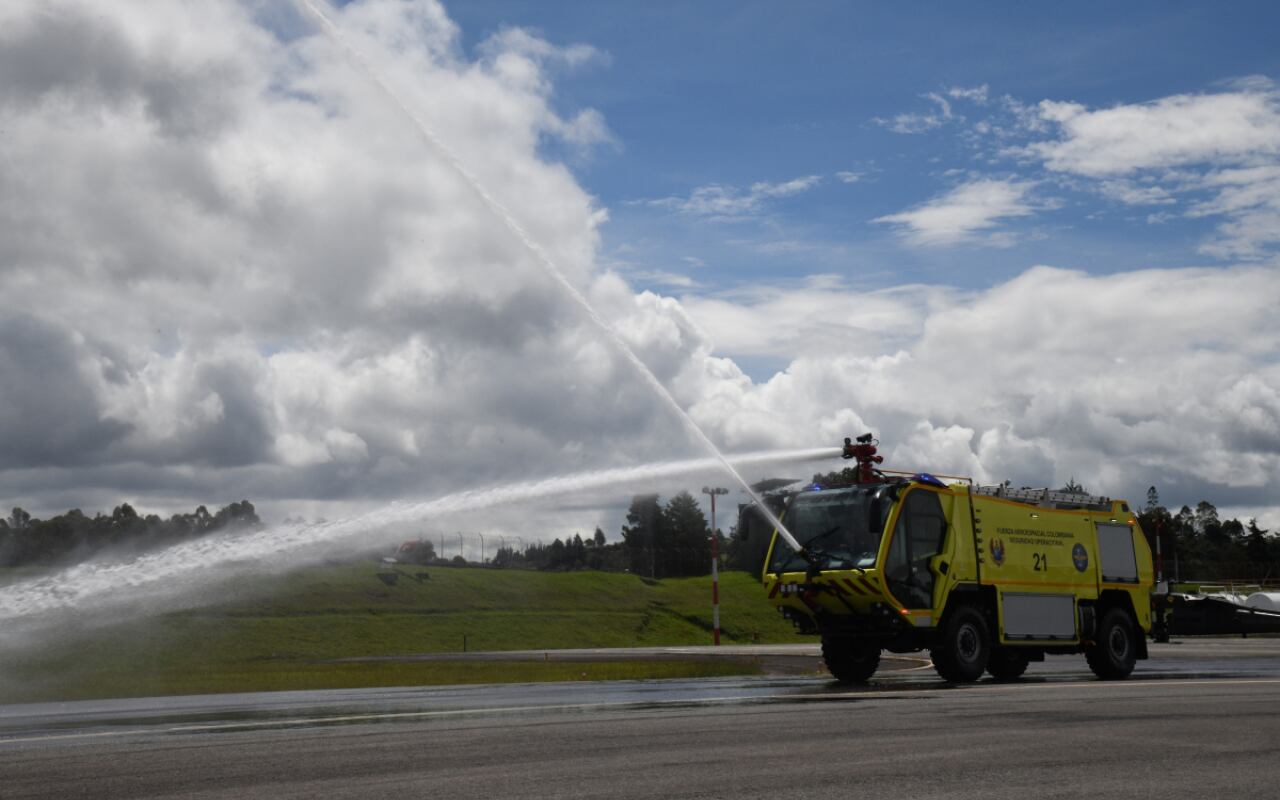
[2,638,1280,798]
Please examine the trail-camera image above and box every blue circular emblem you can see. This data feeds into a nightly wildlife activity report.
[1072,543,1089,572]
[990,537,1005,567]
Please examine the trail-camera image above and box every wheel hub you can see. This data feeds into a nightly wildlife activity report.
[1109,626,1129,659]
[958,624,979,662]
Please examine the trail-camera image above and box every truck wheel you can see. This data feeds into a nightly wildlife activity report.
[932,605,990,682]
[821,636,880,684]
[986,648,1029,681]
[1086,607,1137,680]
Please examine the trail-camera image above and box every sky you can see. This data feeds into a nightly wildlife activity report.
[0,0,1278,542]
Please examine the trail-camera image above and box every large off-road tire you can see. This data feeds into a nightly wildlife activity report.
[986,647,1030,681]
[821,636,881,684]
[932,605,991,682]
[1086,607,1138,680]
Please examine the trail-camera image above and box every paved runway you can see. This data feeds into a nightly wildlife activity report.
[3,639,1280,798]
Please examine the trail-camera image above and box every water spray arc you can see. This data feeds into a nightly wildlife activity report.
[0,447,836,627]
[291,0,805,555]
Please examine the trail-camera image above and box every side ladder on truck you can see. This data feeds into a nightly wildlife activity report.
[972,485,1113,512]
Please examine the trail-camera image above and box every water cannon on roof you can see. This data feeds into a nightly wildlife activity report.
[842,433,884,484]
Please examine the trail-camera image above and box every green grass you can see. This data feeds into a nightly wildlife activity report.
[0,565,803,703]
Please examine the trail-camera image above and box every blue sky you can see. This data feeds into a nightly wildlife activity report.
[443,1,1280,316]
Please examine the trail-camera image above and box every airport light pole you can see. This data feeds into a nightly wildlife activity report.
[702,486,728,646]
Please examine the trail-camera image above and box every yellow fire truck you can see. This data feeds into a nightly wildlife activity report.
[751,435,1154,683]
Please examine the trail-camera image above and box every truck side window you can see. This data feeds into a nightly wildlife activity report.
[885,489,948,608]
[907,492,947,561]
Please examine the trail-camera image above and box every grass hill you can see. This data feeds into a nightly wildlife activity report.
[0,565,808,703]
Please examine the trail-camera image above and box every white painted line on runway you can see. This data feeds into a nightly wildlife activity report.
[4,676,1279,746]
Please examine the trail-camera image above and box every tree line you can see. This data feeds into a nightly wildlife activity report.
[1137,488,1278,583]
[0,501,261,567]
[394,490,729,578]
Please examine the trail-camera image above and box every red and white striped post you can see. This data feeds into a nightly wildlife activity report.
[702,486,728,646]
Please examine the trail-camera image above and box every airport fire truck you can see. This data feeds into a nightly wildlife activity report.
[747,435,1154,683]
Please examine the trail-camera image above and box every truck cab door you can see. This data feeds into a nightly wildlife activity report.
[884,489,949,610]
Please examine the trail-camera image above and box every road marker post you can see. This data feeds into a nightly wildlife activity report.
[703,486,728,646]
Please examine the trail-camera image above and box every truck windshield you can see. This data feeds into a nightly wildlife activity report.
[768,486,895,573]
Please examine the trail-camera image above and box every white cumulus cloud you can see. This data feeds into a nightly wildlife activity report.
[873,178,1037,247]
[1022,81,1280,259]
[1030,87,1280,176]
[0,0,677,526]
[679,265,1280,506]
